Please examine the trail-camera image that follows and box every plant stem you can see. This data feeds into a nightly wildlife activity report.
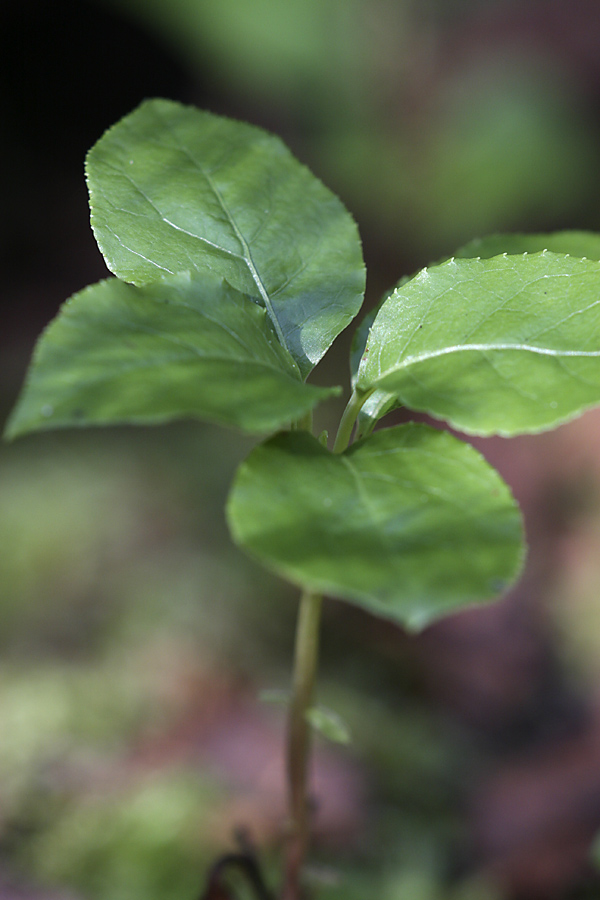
[332,389,367,454]
[282,390,365,897]
[282,589,323,900]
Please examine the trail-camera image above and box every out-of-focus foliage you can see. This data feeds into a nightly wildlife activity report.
[18,773,225,900]
[100,0,370,105]
[319,868,500,900]
[99,0,600,259]
[0,427,261,658]
[0,425,493,899]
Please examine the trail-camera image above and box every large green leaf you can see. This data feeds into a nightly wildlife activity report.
[86,98,365,378]
[356,251,600,436]
[227,425,524,630]
[455,230,600,261]
[5,272,336,440]
[351,233,600,438]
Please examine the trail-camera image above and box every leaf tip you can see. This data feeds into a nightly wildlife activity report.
[402,609,433,633]
[305,706,351,745]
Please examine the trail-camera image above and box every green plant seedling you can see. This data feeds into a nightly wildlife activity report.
[7,99,600,899]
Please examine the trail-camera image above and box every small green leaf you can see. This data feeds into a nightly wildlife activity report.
[455,230,600,261]
[227,425,524,630]
[86,98,365,378]
[356,251,600,436]
[5,272,336,440]
[305,706,351,745]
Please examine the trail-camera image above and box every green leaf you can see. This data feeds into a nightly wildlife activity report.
[349,274,413,388]
[455,230,600,261]
[305,706,351,745]
[356,252,600,436]
[86,98,365,378]
[227,425,524,630]
[350,304,398,438]
[5,272,336,440]
[354,236,600,434]
[349,275,414,438]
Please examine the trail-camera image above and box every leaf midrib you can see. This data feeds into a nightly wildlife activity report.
[368,340,600,387]
[151,107,292,356]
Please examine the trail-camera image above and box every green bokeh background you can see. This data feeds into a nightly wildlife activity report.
[4,2,600,898]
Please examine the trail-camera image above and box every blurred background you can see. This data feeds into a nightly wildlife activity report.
[4,1,600,898]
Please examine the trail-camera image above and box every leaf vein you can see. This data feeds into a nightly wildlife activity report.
[152,105,290,353]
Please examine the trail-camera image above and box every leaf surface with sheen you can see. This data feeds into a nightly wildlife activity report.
[227,425,524,630]
[86,98,365,377]
[356,252,600,436]
[5,272,335,439]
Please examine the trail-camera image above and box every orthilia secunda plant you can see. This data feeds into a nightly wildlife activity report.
[7,98,600,900]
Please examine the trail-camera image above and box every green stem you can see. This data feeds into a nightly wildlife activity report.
[332,389,368,454]
[281,389,367,896]
[282,590,323,900]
